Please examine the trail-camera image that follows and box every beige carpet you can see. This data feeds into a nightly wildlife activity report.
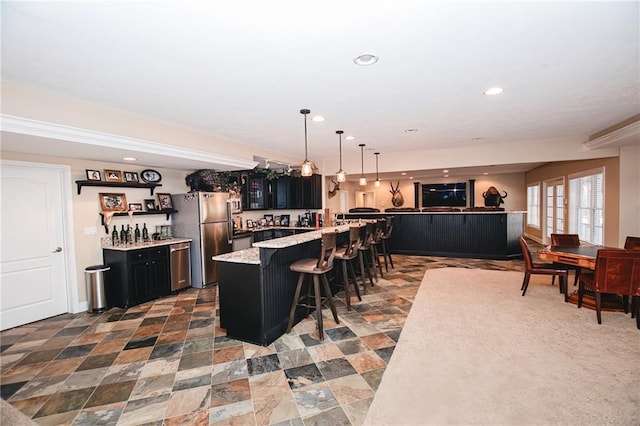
[365,268,640,425]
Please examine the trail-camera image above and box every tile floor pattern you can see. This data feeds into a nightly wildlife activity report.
[1,254,527,425]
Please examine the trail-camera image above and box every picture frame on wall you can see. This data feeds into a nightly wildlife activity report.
[144,199,157,211]
[128,203,143,212]
[86,169,102,181]
[246,219,254,229]
[123,171,139,183]
[99,192,128,212]
[156,193,173,210]
[104,169,123,182]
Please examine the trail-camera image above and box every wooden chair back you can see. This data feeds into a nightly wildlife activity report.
[624,236,640,251]
[590,249,640,296]
[343,226,360,257]
[383,216,394,239]
[550,233,580,247]
[518,236,534,271]
[315,231,337,271]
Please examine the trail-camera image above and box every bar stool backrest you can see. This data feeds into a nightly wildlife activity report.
[344,226,360,257]
[383,216,393,239]
[365,222,376,246]
[373,219,385,243]
[357,224,370,249]
[315,231,337,271]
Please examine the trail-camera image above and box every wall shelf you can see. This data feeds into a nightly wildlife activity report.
[100,209,175,233]
[76,180,162,195]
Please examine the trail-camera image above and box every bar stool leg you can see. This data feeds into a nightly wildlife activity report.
[348,259,362,302]
[358,250,373,292]
[313,275,324,339]
[385,239,394,269]
[381,242,389,272]
[287,272,306,333]
[321,274,340,324]
[371,244,384,278]
[340,260,352,310]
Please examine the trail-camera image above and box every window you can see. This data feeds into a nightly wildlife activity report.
[527,183,540,227]
[569,168,604,245]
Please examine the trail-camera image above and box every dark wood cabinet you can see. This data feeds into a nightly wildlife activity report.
[241,172,322,210]
[103,245,170,308]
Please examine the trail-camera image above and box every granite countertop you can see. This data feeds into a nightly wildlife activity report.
[252,224,351,249]
[343,210,526,215]
[102,237,192,251]
[212,247,260,264]
[214,224,354,264]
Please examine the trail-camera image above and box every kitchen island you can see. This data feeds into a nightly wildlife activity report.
[213,225,351,346]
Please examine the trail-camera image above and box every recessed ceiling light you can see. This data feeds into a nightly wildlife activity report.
[345,136,355,141]
[483,172,489,175]
[409,177,414,180]
[401,172,407,176]
[312,115,325,122]
[483,87,504,96]
[353,54,379,66]
[443,169,449,173]
[444,174,449,178]
[123,157,136,161]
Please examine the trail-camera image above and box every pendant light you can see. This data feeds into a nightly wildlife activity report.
[335,130,346,182]
[374,152,381,187]
[299,108,313,177]
[359,143,367,186]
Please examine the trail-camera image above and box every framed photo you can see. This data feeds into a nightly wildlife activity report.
[123,171,139,183]
[246,219,254,229]
[280,214,290,227]
[99,192,128,212]
[86,169,102,181]
[144,199,157,211]
[104,169,123,182]
[156,193,173,210]
[128,203,143,211]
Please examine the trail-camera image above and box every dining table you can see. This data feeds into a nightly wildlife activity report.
[538,244,626,311]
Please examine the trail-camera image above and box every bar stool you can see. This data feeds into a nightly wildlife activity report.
[379,216,394,271]
[370,219,385,279]
[286,231,339,340]
[334,226,363,310]
[356,222,376,291]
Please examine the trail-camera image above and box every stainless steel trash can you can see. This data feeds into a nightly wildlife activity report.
[85,265,110,313]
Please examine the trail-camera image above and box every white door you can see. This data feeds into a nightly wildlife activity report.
[1,162,70,330]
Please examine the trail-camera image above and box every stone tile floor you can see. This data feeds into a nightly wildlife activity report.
[1,253,529,425]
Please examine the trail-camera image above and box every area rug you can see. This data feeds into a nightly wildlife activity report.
[364,268,640,425]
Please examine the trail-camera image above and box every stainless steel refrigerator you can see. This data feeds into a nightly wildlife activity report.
[171,192,233,288]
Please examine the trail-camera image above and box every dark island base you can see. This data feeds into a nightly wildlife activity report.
[344,212,524,260]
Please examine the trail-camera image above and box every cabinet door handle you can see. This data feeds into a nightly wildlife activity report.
[51,247,62,253]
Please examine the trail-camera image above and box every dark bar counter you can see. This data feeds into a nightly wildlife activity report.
[343,211,524,259]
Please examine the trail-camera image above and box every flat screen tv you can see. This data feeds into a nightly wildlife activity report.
[422,182,467,207]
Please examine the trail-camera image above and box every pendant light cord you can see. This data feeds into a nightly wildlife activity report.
[304,113,308,162]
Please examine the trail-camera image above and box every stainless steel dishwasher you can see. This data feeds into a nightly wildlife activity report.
[170,242,191,291]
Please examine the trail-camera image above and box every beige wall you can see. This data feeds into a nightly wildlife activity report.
[524,156,620,246]
[618,145,640,246]
[324,173,526,212]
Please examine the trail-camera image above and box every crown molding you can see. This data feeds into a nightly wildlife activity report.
[583,120,640,150]
[0,114,258,170]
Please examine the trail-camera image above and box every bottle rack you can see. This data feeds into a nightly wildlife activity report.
[100,209,175,233]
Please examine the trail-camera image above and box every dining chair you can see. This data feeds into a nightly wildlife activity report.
[518,236,569,300]
[550,233,582,287]
[578,249,640,329]
[624,236,640,251]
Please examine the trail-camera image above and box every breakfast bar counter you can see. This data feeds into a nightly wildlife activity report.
[213,225,351,345]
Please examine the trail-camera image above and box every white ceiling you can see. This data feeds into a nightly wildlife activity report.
[1,1,638,178]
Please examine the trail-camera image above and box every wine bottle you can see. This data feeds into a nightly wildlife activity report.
[111,226,119,245]
[134,224,141,243]
[126,225,132,244]
[120,225,126,243]
[142,223,149,242]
